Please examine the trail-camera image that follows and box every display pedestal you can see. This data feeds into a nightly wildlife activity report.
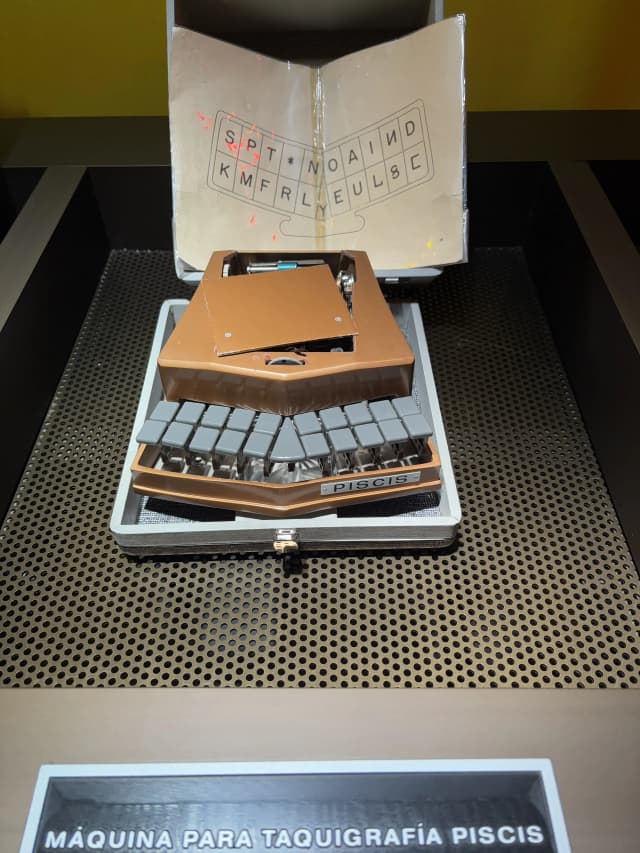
[1,689,638,853]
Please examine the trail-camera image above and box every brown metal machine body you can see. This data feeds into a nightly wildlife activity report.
[158,250,414,415]
[132,250,440,517]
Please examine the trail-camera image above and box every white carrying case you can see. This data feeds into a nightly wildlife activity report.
[110,299,460,556]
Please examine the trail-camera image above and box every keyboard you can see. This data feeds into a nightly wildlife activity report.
[131,395,440,517]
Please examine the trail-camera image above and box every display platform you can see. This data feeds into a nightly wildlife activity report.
[1,125,639,853]
[0,242,638,688]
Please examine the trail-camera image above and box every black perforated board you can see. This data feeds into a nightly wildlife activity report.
[0,248,638,687]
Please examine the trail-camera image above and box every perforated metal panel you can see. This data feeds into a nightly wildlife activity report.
[1,249,639,687]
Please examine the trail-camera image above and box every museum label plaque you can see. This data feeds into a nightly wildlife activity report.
[19,760,571,853]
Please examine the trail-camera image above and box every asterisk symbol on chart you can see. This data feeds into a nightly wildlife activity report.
[288,156,294,165]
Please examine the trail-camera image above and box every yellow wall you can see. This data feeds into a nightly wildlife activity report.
[446,0,640,111]
[0,1,168,117]
[1,1,638,117]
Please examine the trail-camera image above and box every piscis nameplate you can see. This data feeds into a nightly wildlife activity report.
[321,471,421,495]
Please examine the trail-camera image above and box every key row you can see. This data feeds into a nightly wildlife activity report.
[136,415,430,468]
[144,396,432,438]
[136,397,433,483]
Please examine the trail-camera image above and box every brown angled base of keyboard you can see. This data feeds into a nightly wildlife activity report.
[158,250,415,416]
[131,440,440,518]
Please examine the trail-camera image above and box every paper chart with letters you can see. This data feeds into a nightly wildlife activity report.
[170,17,465,272]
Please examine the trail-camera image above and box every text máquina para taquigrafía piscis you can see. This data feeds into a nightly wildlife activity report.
[43,823,547,850]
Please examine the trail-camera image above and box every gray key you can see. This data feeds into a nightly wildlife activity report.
[294,412,320,435]
[244,431,273,459]
[215,429,246,456]
[319,406,347,430]
[176,401,205,424]
[379,418,408,443]
[344,401,371,426]
[392,396,420,418]
[136,419,167,445]
[354,422,384,448]
[227,408,255,430]
[189,426,219,455]
[401,412,433,439]
[162,421,193,449]
[328,427,358,453]
[301,432,330,459]
[202,404,230,428]
[369,399,396,422]
[254,413,282,435]
[270,419,305,462]
[149,400,179,422]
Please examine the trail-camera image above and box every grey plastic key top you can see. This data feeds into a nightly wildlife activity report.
[328,427,358,453]
[254,413,282,434]
[319,406,347,430]
[227,408,255,430]
[379,418,408,443]
[243,431,273,459]
[149,400,179,422]
[392,396,420,418]
[201,404,230,428]
[270,419,305,462]
[162,421,193,449]
[176,401,205,424]
[301,432,330,459]
[215,429,245,456]
[344,401,371,426]
[293,412,320,435]
[189,426,219,455]
[401,412,433,439]
[354,422,384,448]
[136,419,167,445]
[369,399,396,422]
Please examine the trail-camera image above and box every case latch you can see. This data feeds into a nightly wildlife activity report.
[273,529,302,575]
